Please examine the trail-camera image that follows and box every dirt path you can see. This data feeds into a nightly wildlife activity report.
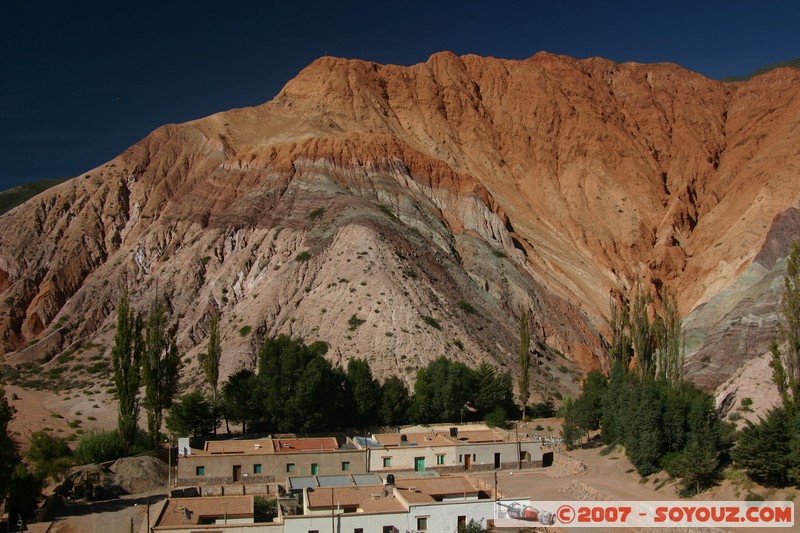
[47,489,169,533]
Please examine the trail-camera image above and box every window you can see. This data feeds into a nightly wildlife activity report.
[286,463,295,473]
[458,454,462,463]
[416,517,428,531]
[311,463,319,475]
[458,516,466,528]
[195,466,205,476]
[355,529,364,533]
[382,457,392,468]
[382,527,395,533]
[436,454,445,465]
[254,464,262,474]
[472,454,477,461]
[342,461,350,471]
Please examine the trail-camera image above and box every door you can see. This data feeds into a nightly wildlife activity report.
[232,465,242,482]
[311,463,319,475]
[414,456,425,472]
[494,452,501,469]
[465,454,472,470]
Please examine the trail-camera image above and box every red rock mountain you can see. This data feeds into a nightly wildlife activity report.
[1,52,799,400]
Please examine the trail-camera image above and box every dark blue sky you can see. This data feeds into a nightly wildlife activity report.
[2,1,798,191]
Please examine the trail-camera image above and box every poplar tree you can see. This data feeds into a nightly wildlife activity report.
[142,297,181,448]
[112,292,144,449]
[518,312,531,417]
[771,244,800,414]
[201,313,221,404]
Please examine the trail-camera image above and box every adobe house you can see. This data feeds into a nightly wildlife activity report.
[177,437,368,487]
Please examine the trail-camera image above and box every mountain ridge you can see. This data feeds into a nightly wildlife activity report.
[1,52,799,400]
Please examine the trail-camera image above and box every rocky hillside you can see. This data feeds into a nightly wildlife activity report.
[1,52,799,401]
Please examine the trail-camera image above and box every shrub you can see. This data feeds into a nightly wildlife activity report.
[308,208,325,221]
[239,325,252,337]
[420,315,441,330]
[254,496,278,522]
[73,429,126,465]
[295,251,311,262]
[27,431,72,481]
[457,300,478,315]
[348,315,366,331]
[485,407,507,429]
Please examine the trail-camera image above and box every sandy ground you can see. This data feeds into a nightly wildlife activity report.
[45,489,169,533]
[5,384,117,450]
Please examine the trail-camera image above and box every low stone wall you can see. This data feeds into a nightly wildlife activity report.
[200,483,277,496]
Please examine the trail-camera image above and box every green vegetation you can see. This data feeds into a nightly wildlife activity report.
[142,296,181,448]
[239,325,252,337]
[565,285,733,495]
[518,312,531,418]
[73,429,126,465]
[295,251,311,262]
[0,177,70,215]
[721,58,800,82]
[732,243,800,487]
[347,314,366,331]
[166,391,215,437]
[457,300,478,315]
[308,207,325,221]
[111,292,143,450]
[420,315,441,330]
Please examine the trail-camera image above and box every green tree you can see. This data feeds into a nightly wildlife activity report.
[655,289,684,384]
[518,312,531,417]
[734,408,799,486]
[6,464,42,529]
[609,295,632,368]
[627,381,663,476]
[346,358,381,427]
[201,312,221,404]
[221,369,259,434]
[472,363,516,420]
[0,384,19,509]
[572,371,607,438]
[166,391,216,438]
[631,286,656,379]
[256,336,349,433]
[379,376,411,426]
[410,357,475,423]
[26,431,72,481]
[111,292,144,449]
[771,243,800,414]
[142,297,181,448]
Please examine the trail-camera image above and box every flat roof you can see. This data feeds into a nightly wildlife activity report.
[372,433,453,447]
[273,437,339,452]
[197,437,340,456]
[156,496,253,527]
[395,476,480,498]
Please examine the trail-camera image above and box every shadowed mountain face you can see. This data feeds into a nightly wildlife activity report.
[1,52,799,396]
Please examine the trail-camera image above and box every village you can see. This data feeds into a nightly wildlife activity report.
[152,423,554,532]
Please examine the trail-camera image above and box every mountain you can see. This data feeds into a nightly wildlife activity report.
[721,58,800,82]
[0,178,71,215]
[1,52,799,402]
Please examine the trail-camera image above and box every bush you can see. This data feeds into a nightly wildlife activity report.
[308,208,325,221]
[347,315,366,331]
[73,429,126,465]
[485,407,507,429]
[295,251,311,262]
[27,431,72,481]
[239,325,252,337]
[457,300,478,315]
[420,315,441,330]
